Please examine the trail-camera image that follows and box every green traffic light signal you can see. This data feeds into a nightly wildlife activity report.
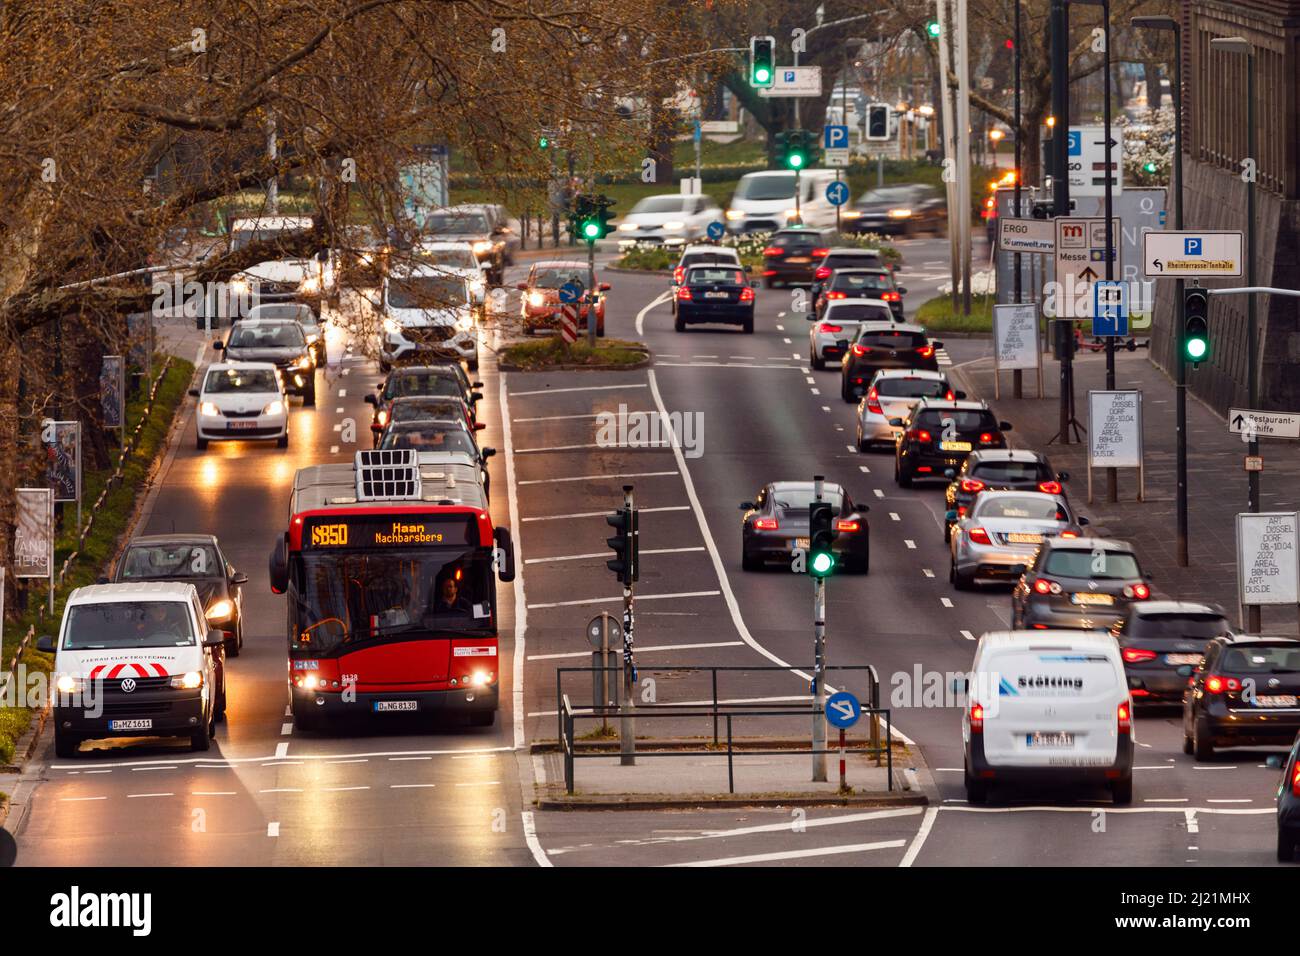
[810,550,834,575]
[755,65,771,83]
[1186,335,1208,361]
[1183,288,1210,366]
[926,20,941,38]
[808,499,836,578]
[1142,161,1158,173]
[582,220,600,240]
[750,36,775,89]
[539,135,549,149]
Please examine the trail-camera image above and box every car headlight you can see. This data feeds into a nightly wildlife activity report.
[784,208,799,221]
[382,317,401,334]
[662,221,685,232]
[471,240,493,254]
[617,222,639,232]
[299,275,320,294]
[296,355,313,369]
[888,208,914,219]
[376,409,389,426]
[170,671,204,689]
[56,674,80,694]
[470,276,486,292]
[526,291,546,308]
[229,277,249,295]
[205,599,234,622]
[262,400,284,416]
[304,331,319,344]
[725,209,746,221]
[199,401,221,417]
[841,210,862,219]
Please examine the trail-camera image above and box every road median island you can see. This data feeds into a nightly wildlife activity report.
[499,337,651,372]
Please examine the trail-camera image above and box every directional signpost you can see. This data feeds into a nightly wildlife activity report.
[1229,409,1300,441]
[1092,280,1128,337]
[826,179,849,232]
[825,690,861,792]
[1067,125,1123,197]
[998,217,1055,254]
[1054,217,1122,320]
[758,66,822,98]
[823,124,849,168]
[558,281,580,344]
[1142,230,1244,278]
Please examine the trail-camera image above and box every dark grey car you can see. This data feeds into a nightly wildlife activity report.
[1011,537,1152,632]
[740,481,869,573]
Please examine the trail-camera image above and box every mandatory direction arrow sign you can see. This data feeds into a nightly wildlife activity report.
[1229,408,1300,440]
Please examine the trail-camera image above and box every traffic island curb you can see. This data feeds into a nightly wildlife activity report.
[0,703,49,775]
[535,790,929,811]
[498,344,652,373]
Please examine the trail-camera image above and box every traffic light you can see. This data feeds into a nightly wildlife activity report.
[605,506,638,584]
[1183,287,1210,367]
[778,129,809,170]
[808,500,835,577]
[570,194,616,243]
[1031,200,1055,220]
[749,36,775,88]
[538,135,549,149]
[866,104,890,141]
[926,20,941,39]
[1142,160,1158,174]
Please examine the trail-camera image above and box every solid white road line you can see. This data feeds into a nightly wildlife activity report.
[512,412,606,423]
[522,810,553,867]
[526,546,704,565]
[527,640,744,662]
[636,290,672,335]
[511,383,647,398]
[526,589,720,610]
[669,839,906,867]
[500,372,528,753]
[633,807,923,846]
[515,441,670,454]
[522,505,689,522]
[898,806,939,867]
[518,470,678,486]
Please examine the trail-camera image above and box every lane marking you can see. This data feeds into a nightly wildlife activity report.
[500,370,528,753]
[526,546,704,565]
[329,445,339,454]
[1207,798,1251,804]
[898,806,939,868]
[48,745,514,771]
[528,640,743,661]
[511,384,647,398]
[874,489,884,498]
[1184,810,1199,834]
[127,792,173,799]
[522,505,688,523]
[61,796,106,802]
[192,791,235,796]
[518,470,677,486]
[527,589,720,610]
[904,540,916,550]
[845,444,856,453]
[323,786,370,792]
[1144,798,1189,803]
[275,742,289,758]
[960,629,975,641]
[859,465,870,473]
[635,290,672,335]
[455,781,501,787]
[391,783,437,789]
[889,512,900,521]
[811,388,821,396]
[280,723,293,736]
[624,807,923,847]
[522,810,553,867]
[940,597,954,608]
[389,756,432,762]
[922,568,934,577]
[512,412,606,423]
[131,766,176,772]
[260,788,303,794]
[516,441,670,454]
[669,839,906,868]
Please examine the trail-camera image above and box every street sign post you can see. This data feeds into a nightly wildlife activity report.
[1054,217,1122,320]
[823,125,849,167]
[992,303,1043,398]
[998,217,1055,254]
[705,221,725,242]
[757,66,822,98]
[1092,280,1129,337]
[1142,230,1243,278]
[825,182,849,206]
[825,690,860,792]
[1067,125,1123,197]
[1087,390,1144,503]
[1229,409,1300,440]
[1236,512,1300,627]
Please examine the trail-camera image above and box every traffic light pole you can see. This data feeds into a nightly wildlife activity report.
[1012,0,1023,399]
[1172,28,1188,567]
[1099,0,1118,504]
[587,237,597,348]
[1049,0,1074,445]
[620,485,637,765]
[811,474,827,783]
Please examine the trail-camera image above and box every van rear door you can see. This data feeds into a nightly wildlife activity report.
[979,643,1123,767]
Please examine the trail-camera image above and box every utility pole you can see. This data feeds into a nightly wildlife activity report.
[604,485,638,764]
[1050,0,1073,443]
[811,474,828,783]
[266,108,279,214]
[956,0,973,316]
[936,0,959,310]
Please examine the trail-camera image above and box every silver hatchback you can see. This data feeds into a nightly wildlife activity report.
[949,490,1087,589]
[856,369,959,450]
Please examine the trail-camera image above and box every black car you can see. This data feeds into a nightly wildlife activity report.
[844,184,946,237]
[113,534,248,657]
[216,318,316,404]
[674,264,755,333]
[1278,733,1300,862]
[943,449,1067,541]
[816,268,906,321]
[840,323,941,402]
[1012,537,1151,632]
[740,481,869,573]
[379,419,495,495]
[893,399,1010,486]
[1110,602,1232,705]
[760,228,835,287]
[810,247,892,304]
[366,364,482,443]
[1183,635,1300,761]
[378,395,475,445]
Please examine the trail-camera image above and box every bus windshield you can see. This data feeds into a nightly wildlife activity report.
[295,550,493,654]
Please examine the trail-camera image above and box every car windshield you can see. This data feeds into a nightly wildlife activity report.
[733,174,796,201]
[230,225,307,251]
[296,551,493,655]
[858,330,926,349]
[682,253,736,269]
[1043,550,1141,580]
[832,272,891,291]
[418,247,478,269]
[917,410,994,431]
[1130,613,1228,639]
[203,368,279,394]
[859,187,919,204]
[380,425,478,455]
[249,304,314,325]
[385,373,461,400]
[876,378,947,399]
[975,496,1068,521]
[771,489,844,513]
[391,400,465,423]
[532,269,586,289]
[972,461,1049,483]
[120,544,220,580]
[631,196,690,215]
[1221,645,1300,673]
[64,601,195,650]
[387,276,468,309]
[688,268,745,284]
[422,213,490,234]
[228,322,304,348]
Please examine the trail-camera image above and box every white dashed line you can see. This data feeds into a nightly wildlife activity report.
[275,742,289,758]
[811,387,820,395]
[859,465,870,473]
[281,723,293,736]
[260,788,303,794]
[845,444,856,453]
[330,445,339,454]
[192,791,235,796]
[923,568,934,577]
[904,540,916,549]
[390,783,438,789]
[127,792,173,799]
[323,786,371,792]
[873,489,884,498]
[61,796,106,802]
[940,598,954,608]
[960,630,975,641]
[889,512,900,521]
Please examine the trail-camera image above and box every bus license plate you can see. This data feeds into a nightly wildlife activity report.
[109,719,153,731]
[1253,695,1297,708]
[374,701,418,712]
[940,441,972,452]
[1027,732,1074,748]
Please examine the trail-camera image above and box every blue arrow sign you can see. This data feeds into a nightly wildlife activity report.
[825,691,861,729]
[693,120,702,144]
[705,221,725,241]
[825,181,849,207]
[823,124,848,150]
[558,282,580,304]
[1092,280,1128,337]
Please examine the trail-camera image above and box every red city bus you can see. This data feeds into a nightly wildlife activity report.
[268,449,514,731]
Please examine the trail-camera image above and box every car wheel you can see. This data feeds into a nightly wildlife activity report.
[191,722,212,752]
[741,551,761,571]
[469,710,496,728]
[1110,775,1133,805]
[810,350,825,371]
[763,277,775,290]
[523,324,535,336]
[674,313,686,333]
[225,635,240,658]
[1278,831,1297,863]
[215,687,227,722]
[951,559,973,591]
[741,315,754,334]
[196,435,208,451]
[944,521,953,544]
[964,766,988,804]
[1192,716,1215,761]
[597,322,606,338]
[303,384,316,407]
[54,729,81,759]
[841,380,855,403]
[897,464,913,489]
[1182,733,1193,756]
[276,433,288,449]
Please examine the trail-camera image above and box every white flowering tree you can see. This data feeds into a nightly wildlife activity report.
[1119,106,1175,186]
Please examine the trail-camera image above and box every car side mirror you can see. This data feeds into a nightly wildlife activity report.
[599,282,611,292]
[930,340,944,349]
[96,576,110,585]
[999,421,1013,431]
[806,312,817,321]
[364,394,378,406]
[36,635,55,653]
[472,382,484,389]
[888,418,903,427]
[188,388,200,398]
[897,286,908,295]
[1077,516,1090,527]
[204,630,226,648]
[212,340,224,350]
[954,390,967,400]
[231,571,249,586]
[269,535,289,595]
[474,422,486,430]
[740,502,755,511]
[945,510,957,522]
[481,447,496,459]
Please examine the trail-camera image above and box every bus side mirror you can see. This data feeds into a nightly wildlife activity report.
[494,527,516,582]
[269,535,289,594]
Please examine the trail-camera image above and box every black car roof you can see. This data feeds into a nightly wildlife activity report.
[1130,600,1226,617]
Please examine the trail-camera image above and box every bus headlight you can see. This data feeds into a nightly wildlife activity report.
[470,670,492,688]
[171,671,204,689]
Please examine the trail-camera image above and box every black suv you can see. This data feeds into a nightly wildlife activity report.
[760,228,835,288]
[1012,537,1151,632]
[1183,634,1300,761]
[840,323,941,401]
[1110,602,1231,704]
[215,319,315,404]
[892,399,1010,486]
[943,449,1066,541]
[815,268,906,321]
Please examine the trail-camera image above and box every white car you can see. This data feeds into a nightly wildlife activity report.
[671,244,742,287]
[412,240,489,305]
[809,298,896,370]
[230,257,332,312]
[190,362,289,450]
[855,369,959,449]
[963,629,1134,805]
[378,264,477,371]
[616,194,722,247]
[725,169,842,234]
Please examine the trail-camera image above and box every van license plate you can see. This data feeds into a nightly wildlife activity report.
[1165,653,1202,666]
[109,719,153,731]
[374,701,418,712]
[1027,732,1075,747]
[940,441,971,451]
[1253,695,1297,708]
[1072,592,1115,606]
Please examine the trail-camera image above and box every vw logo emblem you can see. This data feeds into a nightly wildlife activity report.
[1269,678,1280,688]
[120,678,136,693]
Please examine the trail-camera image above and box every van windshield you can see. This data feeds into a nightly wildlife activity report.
[733,174,796,201]
[64,602,196,649]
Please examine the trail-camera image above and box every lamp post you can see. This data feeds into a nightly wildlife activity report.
[1132,15,1186,567]
[1012,0,1023,398]
[1211,36,1259,631]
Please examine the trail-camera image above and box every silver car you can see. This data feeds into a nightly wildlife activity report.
[809,298,894,370]
[949,490,1087,589]
[855,369,959,450]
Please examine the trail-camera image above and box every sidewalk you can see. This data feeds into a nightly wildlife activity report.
[955,349,1300,633]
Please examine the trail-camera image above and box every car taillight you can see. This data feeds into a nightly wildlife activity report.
[762,246,784,257]
[812,247,831,257]
[739,287,755,302]
[916,345,934,358]
[959,478,986,493]
[979,432,996,444]
[882,291,901,301]
[673,267,685,284]
[818,323,842,334]
[1292,761,1300,798]
[969,702,984,732]
[906,429,932,443]
[1117,700,1132,734]
[866,388,882,414]
[851,343,871,356]
[1205,675,1241,694]
[968,526,992,545]
[1038,480,1063,494]
[835,519,859,532]
[1122,648,1158,664]
[677,286,693,301]
[1122,583,1151,600]
[753,518,778,530]
[1059,530,1079,538]
[827,291,847,299]
[1033,579,1063,595]
[945,390,955,400]
[814,266,831,280]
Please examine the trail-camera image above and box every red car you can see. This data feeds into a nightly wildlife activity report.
[517,260,608,336]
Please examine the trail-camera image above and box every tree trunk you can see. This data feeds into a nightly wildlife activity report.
[1143,60,1163,110]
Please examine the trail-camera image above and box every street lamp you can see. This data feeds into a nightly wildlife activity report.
[1210,35,1260,629]
[1132,14,1187,566]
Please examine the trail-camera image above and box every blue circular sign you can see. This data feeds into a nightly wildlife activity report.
[826,181,850,207]
[825,691,861,729]
[705,221,725,241]
[558,282,580,304]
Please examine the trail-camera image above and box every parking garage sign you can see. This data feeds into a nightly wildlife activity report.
[1237,512,1300,607]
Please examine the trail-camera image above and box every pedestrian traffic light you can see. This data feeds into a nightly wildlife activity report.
[808,501,835,577]
[1183,287,1210,367]
[605,506,638,584]
[749,36,775,88]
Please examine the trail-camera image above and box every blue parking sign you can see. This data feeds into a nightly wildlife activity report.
[825,691,861,729]
[823,125,848,150]
[826,181,849,207]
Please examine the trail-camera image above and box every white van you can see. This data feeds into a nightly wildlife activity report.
[37,583,226,758]
[378,263,477,372]
[726,169,844,233]
[962,629,1134,804]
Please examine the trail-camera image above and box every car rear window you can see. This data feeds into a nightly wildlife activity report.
[916,409,996,432]
[1220,645,1300,673]
[858,330,926,349]
[1043,549,1141,580]
[1128,613,1229,640]
[688,268,745,284]
[771,232,823,248]
[683,253,736,269]
[875,378,948,399]
[972,461,1049,483]
[832,272,892,292]
[974,496,1068,520]
[824,253,883,270]
[771,489,844,513]
[826,304,893,322]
